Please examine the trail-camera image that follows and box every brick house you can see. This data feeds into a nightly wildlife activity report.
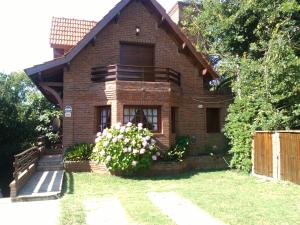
[25,0,231,154]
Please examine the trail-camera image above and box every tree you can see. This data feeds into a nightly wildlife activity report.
[0,71,61,157]
[183,0,300,171]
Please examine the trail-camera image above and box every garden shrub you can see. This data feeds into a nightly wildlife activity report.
[92,122,160,174]
[161,136,191,162]
[65,143,94,161]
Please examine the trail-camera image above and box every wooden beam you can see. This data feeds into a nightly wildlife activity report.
[40,82,63,87]
[90,36,96,46]
[114,12,121,24]
[40,84,63,109]
[158,16,166,28]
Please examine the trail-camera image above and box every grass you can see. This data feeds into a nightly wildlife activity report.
[59,170,300,225]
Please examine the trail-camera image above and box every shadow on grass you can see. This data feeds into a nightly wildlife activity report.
[61,172,74,196]
[123,168,229,181]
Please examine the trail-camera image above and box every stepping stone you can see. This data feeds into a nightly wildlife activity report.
[148,192,226,225]
[84,197,130,225]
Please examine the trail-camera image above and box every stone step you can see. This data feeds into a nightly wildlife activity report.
[37,164,64,171]
[39,154,63,163]
[38,160,64,166]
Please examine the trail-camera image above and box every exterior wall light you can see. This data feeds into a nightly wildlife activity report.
[136,26,140,36]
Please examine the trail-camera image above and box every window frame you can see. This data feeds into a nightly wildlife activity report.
[206,108,221,133]
[96,106,111,132]
[171,107,177,134]
[123,105,161,133]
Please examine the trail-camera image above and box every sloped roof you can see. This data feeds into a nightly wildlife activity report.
[25,0,218,78]
[50,17,97,47]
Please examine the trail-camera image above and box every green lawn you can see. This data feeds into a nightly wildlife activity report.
[60,170,300,225]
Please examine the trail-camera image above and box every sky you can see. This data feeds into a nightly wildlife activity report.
[0,0,178,73]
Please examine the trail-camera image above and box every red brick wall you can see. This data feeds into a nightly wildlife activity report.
[63,1,230,153]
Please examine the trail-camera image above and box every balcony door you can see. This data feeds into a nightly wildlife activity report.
[120,43,155,81]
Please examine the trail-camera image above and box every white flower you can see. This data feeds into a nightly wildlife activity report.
[138,123,143,127]
[142,141,148,147]
[131,140,136,145]
[149,145,154,150]
[115,122,122,129]
[145,136,150,141]
[133,149,139,154]
[107,133,113,139]
[138,126,143,130]
[125,127,131,132]
[124,138,129,143]
[127,122,133,127]
[151,139,156,144]
[132,161,138,167]
[102,129,108,136]
[127,147,132,152]
[117,134,124,140]
[95,137,101,143]
[97,132,102,137]
[152,155,157,161]
[123,147,128,153]
[93,147,98,153]
[120,126,126,133]
[156,152,161,156]
[112,137,118,143]
[100,150,105,156]
[106,155,112,162]
[140,148,146,154]
[103,141,109,147]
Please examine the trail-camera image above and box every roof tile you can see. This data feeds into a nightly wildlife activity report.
[50,17,97,47]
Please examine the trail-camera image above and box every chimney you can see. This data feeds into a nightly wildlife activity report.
[168,2,191,26]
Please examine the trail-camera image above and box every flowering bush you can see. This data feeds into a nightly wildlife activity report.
[92,122,160,174]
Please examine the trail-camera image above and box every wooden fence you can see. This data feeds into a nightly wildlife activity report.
[9,136,46,198]
[252,131,300,185]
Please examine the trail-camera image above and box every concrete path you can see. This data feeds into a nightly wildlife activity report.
[148,192,226,225]
[0,199,60,225]
[84,197,130,225]
[17,170,64,200]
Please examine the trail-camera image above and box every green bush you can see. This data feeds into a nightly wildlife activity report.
[65,143,94,161]
[92,122,160,174]
[161,136,191,162]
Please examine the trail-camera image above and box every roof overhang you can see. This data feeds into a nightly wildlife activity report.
[25,0,218,79]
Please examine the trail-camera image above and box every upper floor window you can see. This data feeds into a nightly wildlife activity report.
[206,108,221,133]
[120,42,155,81]
[123,106,160,132]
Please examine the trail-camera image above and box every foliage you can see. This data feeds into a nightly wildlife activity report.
[183,0,300,172]
[161,136,191,162]
[92,122,160,174]
[0,71,60,158]
[65,143,94,161]
[200,142,230,156]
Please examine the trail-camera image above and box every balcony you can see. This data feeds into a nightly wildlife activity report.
[91,64,181,86]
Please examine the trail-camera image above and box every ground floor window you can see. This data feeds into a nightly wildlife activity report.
[171,107,177,133]
[123,106,160,132]
[206,108,221,133]
[96,106,111,132]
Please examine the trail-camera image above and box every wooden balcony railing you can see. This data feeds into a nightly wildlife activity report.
[91,64,181,86]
